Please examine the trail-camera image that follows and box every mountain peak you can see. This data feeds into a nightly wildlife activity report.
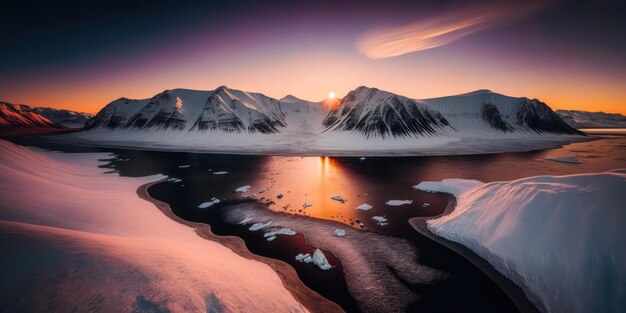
[280,95,304,103]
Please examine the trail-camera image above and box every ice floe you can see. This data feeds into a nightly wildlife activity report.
[372,216,388,226]
[331,195,344,202]
[249,221,272,231]
[355,203,373,211]
[333,229,346,237]
[213,171,228,175]
[385,200,412,206]
[295,249,332,270]
[235,185,252,192]
[198,197,221,208]
[302,202,312,208]
[178,165,190,168]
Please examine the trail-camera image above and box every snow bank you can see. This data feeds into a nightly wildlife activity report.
[417,171,626,313]
[0,140,307,312]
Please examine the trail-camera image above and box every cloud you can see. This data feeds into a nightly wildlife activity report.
[358,1,552,59]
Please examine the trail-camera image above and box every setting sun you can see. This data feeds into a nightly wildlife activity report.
[328,91,336,99]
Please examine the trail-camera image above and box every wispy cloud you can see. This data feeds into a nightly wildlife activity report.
[358,1,552,59]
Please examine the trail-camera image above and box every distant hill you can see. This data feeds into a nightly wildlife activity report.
[32,107,93,128]
[556,110,626,128]
[0,102,66,138]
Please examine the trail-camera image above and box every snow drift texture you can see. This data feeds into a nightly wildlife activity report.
[0,140,306,312]
[415,171,626,313]
[66,86,584,154]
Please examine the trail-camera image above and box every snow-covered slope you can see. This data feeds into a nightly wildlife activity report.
[32,107,93,128]
[0,101,65,137]
[0,140,312,312]
[415,171,626,313]
[556,110,626,128]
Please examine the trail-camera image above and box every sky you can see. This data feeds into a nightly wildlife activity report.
[1,0,625,114]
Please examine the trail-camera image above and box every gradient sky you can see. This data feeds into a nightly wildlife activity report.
[1,0,625,114]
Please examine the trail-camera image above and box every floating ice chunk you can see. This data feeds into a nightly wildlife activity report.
[249,221,272,231]
[198,197,221,208]
[295,253,309,261]
[355,203,373,211]
[266,236,276,241]
[385,200,413,206]
[239,217,253,225]
[544,156,581,164]
[303,202,312,208]
[422,203,430,207]
[413,179,483,197]
[331,195,344,202]
[312,249,332,270]
[359,157,366,161]
[264,228,296,238]
[235,185,252,192]
[372,216,388,226]
[178,165,190,168]
[334,229,346,237]
[277,193,284,199]
[213,171,228,175]
[172,178,182,183]
[354,218,365,228]
[295,249,332,270]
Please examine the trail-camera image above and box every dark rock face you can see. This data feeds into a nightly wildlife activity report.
[482,103,513,132]
[516,99,583,135]
[322,87,449,138]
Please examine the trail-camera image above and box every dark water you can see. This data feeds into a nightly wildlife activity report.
[9,133,626,313]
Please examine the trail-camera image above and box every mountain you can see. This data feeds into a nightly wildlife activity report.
[85,86,291,134]
[31,107,93,128]
[322,86,451,138]
[556,110,626,128]
[420,89,582,136]
[67,85,584,155]
[0,102,66,137]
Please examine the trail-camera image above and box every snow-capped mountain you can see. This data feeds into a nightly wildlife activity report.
[420,89,582,136]
[31,107,93,128]
[556,110,626,128]
[85,86,291,134]
[322,86,451,138]
[0,102,65,137]
[68,85,585,155]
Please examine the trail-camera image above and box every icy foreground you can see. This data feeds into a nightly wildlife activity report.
[0,140,307,312]
[415,171,626,313]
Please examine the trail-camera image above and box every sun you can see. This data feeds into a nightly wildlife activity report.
[328,91,336,99]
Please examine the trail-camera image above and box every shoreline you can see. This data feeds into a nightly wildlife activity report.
[136,179,344,313]
[47,134,592,157]
[408,200,539,313]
